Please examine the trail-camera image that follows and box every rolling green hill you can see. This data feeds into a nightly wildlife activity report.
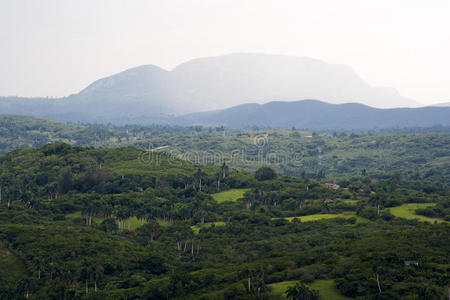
[0,143,448,298]
[2,115,449,187]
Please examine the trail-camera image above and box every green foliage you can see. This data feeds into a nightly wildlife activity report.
[2,116,450,187]
[285,281,319,300]
[0,142,448,299]
[212,188,249,203]
[255,166,277,181]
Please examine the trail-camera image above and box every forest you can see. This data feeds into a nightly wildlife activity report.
[1,115,450,185]
[0,140,449,299]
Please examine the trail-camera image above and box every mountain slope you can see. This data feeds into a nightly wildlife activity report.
[174,99,450,129]
[0,54,420,124]
[172,53,419,109]
[0,114,122,153]
[431,102,450,107]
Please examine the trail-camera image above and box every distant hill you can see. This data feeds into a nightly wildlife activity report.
[171,53,419,109]
[174,99,450,130]
[0,115,122,153]
[0,53,420,124]
[431,102,450,107]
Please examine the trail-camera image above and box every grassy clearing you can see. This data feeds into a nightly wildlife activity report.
[66,211,105,224]
[212,188,249,203]
[157,219,172,227]
[389,203,445,223]
[191,221,226,234]
[65,211,148,230]
[122,216,148,230]
[269,279,350,299]
[274,211,368,223]
[340,199,359,205]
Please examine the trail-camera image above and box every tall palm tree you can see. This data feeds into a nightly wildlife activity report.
[322,199,333,219]
[194,168,207,192]
[369,193,384,216]
[220,162,229,179]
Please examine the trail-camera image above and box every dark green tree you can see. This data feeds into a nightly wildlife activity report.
[285,282,319,300]
[255,167,277,181]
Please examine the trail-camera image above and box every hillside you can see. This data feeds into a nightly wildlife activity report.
[175,99,450,129]
[0,115,125,153]
[1,115,449,185]
[0,54,419,124]
[431,101,450,107]
[0,143,448,298]
[171,53,418,109]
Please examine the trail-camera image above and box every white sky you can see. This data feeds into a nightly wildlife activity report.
[1,0,449,104]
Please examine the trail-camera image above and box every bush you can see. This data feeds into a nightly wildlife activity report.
[255,167,277,181]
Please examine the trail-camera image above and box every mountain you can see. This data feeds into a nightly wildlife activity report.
[431,102,450,107]
[0,65,184,124]
[174,99,450,130]
[171,53,419,109]
[0,54,420,124]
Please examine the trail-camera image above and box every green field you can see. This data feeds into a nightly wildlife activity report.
[389,203,445,223]
[274,211,367,223]
[212,188,249,203]
[191,221,226,234]
[340,199,359,205]
[269,279,351,299]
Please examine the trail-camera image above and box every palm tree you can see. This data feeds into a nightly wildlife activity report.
[361,168,368,177]
[322,199,333,219]
[216,171,222,192]
[220,162,229,179]
[92,265,104,292]
[317,169,326,182]
[369,193,384,216]
[194,168,206,192]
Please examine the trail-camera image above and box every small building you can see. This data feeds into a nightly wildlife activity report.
[324,183,340,190]
[404,261,419,266]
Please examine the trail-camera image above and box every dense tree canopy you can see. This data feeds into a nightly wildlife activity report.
[0,141,448,299]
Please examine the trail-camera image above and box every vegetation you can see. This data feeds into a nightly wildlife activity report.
[2,116,449,187]
[269,279,349,300]
[0,136,448,298]
[389,203,446,223]
[285,282,319,300]
[212,189,249,203]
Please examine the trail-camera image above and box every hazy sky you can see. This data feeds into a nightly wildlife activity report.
[1,0,449,105]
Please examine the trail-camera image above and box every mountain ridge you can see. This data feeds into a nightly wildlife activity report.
[0,53,422,124]
[174,99,450,129]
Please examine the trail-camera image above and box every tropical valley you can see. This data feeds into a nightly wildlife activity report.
[0,113,449,299]
[2,2,450,298]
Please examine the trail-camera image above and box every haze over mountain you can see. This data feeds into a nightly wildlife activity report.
[0,53,422,124]
[175,100,450,130]
[431,102,450,107]
[171,53,420,110]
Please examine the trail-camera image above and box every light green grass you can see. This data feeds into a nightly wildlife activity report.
[121,216,148,230]
[66,211,105,224]
[274,211,368,223]
[389,203,445,223]
[212,188,249,203]
[157,218,172,227]
[269,279,351,300]
[341,200,359,205]
[191,221,226,234]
